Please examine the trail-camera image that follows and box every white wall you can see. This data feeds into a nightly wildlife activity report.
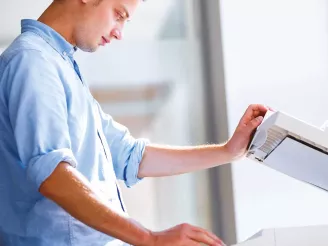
[76,40,191,86]
[220,0,328,242]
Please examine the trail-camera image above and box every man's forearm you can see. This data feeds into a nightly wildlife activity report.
[138,144,235,178]
[40,162,153,246]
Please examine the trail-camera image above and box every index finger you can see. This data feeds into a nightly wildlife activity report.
[191,226,224,245]
[188,231,217,245]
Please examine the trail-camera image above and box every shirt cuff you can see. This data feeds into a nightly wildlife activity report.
[124,138,150,188]
[26,148,77,190]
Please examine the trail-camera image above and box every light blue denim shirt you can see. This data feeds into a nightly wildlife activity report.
[0,19,148,246]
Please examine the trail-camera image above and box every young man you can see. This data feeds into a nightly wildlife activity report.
[0,0,268,245]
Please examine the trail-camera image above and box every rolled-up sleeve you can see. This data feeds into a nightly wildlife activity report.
[5,50,76,190]
[94,101,149,187]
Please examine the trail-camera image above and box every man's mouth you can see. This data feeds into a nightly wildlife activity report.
[101,36,110,46]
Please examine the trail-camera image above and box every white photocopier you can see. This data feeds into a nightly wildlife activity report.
[232,110,328,246]
[231,225,328,246]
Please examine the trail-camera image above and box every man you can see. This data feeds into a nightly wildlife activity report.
[0,0,268,245]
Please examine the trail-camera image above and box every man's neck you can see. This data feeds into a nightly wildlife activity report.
[38,2,76,46]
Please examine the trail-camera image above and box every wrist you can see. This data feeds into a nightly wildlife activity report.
[139,229,156,246]
[222,142,241,162]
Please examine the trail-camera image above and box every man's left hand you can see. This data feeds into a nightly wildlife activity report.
[225,104,271,161]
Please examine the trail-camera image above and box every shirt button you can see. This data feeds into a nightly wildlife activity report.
[63,51,67,56]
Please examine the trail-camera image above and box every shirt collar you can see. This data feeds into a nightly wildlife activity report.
[21,19,77,58]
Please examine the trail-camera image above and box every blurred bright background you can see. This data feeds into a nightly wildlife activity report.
[2,0,328,245]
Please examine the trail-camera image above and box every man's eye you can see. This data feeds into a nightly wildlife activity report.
[116,12,124,21]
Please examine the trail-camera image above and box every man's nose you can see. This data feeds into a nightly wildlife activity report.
[111,28,123,40]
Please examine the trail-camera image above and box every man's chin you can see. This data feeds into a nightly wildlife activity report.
[78,44,99,53]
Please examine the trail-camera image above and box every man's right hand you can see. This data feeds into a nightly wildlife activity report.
[147,223,225,246]
[41,163,225,246]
